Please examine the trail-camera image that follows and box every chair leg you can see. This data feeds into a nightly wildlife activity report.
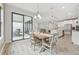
[50,46,52,54]
[39,40,46,53]
[39,45,46,53]
[33,44,35,51]
[33,41,36,51]
[30,40,36,51]
[30,40,32,47]
[30,38,33,47]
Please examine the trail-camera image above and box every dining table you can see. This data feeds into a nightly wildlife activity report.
[32,32,58,53]
[33,32,52,40]
[32,31,59,52]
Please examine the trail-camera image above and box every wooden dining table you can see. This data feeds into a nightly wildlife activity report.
[32,32,57,52]
[32,32,59,53]
[33,32,52,40]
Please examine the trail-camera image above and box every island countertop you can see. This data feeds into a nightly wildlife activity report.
[72,30,79,45]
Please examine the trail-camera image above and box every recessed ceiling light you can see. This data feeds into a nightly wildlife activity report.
[62,6,65,8]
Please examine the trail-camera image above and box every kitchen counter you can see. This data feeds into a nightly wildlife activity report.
[72,30,79,45]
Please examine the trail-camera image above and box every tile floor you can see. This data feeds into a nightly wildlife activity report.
[13,34,30,41]
[3,34,79,55]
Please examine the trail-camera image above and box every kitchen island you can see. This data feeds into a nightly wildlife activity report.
[72,30,79,45]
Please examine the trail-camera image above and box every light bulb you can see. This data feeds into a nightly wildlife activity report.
[34,15,37,19]
[37,14,41,19]
[62,6,65,8]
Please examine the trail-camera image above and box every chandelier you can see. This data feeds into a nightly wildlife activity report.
[34,4,41,19]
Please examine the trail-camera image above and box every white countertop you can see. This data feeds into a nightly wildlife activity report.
[72,30,79,45]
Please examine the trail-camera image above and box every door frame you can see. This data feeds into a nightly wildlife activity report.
[11,12,33,42]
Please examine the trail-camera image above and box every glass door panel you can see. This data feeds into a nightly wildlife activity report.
[12,13,23,41]
[24,16,32,39]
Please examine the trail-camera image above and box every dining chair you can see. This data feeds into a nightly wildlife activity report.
[40,33,59,54]
[30,34,42,51]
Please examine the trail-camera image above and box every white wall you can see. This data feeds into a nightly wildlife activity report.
[0,3,5,54]
[33,16,58,32]
[4,4,34,43]
[58,19,78,27]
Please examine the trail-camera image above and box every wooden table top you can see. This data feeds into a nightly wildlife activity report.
[33,32,52,39]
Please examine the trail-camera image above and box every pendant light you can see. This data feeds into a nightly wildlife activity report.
[34,4,41,19]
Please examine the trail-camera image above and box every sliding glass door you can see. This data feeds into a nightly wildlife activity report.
[12,12,32,41]
[12,13,23,41]
[24,16,32,39]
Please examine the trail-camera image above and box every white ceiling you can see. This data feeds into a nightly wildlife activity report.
[7,3,79,20]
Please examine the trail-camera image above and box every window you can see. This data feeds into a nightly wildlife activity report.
[0,5,4,40]
[0,7,1,37]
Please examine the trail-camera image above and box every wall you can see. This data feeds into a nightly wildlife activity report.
[3,3,79,50]
[33,16,58,32]
[58,19,78,27]
[33,15,78,32]
[0,3,5,54]
[4,4,34,43]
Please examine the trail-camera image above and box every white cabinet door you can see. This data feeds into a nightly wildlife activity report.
[72,31,79,45]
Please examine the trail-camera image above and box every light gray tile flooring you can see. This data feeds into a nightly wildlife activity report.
[4,35,79,55]
[5,39,57,55]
